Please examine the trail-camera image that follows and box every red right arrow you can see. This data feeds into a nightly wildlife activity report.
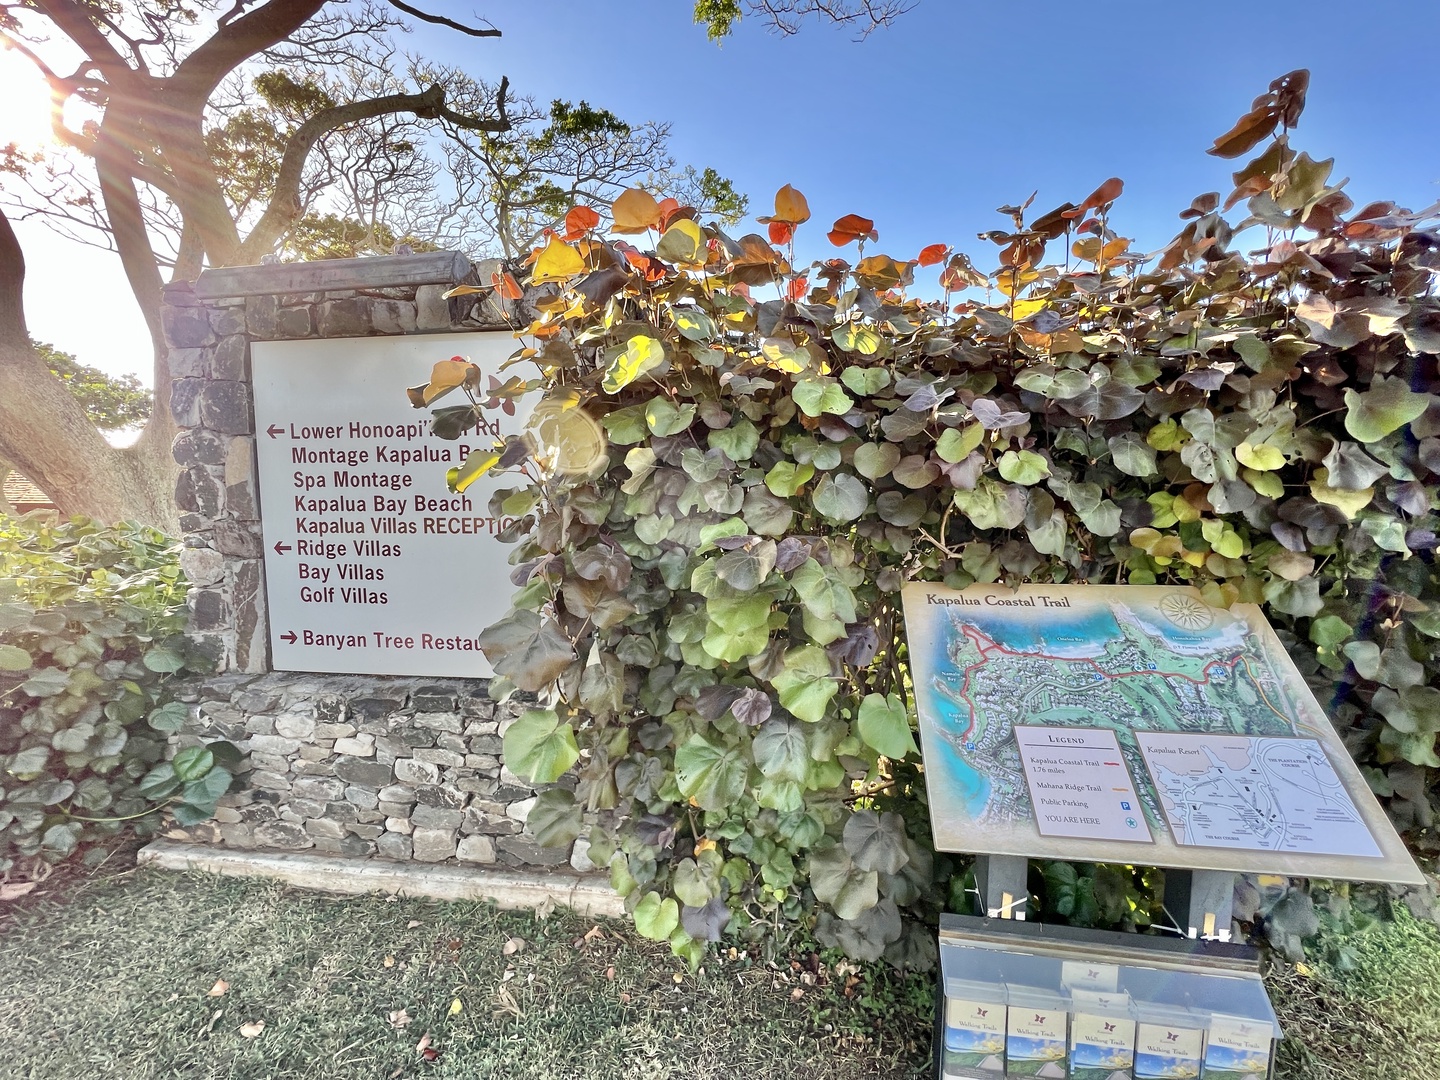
[274,541,292,555]
[280,630,297,644]
[267,424,285,438]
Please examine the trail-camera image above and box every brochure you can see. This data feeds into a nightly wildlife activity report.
[1069,990,1135,1080]
[943,994,1007,1078]
[1201,1013,1272,1080]
[1006,987,1069,1078]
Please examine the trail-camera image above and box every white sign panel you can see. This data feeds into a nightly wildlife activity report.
[251,333,531,677]
[1014,726,1153,844]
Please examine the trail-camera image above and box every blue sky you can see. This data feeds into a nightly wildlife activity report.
[12,0,1440,384]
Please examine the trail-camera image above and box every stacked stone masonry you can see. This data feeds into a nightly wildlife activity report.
[164,252,512,675]
[170,672,595,874]
[162,253,584,876]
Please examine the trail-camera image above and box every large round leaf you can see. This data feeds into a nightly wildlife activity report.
[807,843,879,920]
[632,892,680,940]
[527,788,584,847]
[811,473,869,522]
[752,718,811,782]
[503,708,580,784]
[856,693,918,760]
[674,734,749,810]
[842,810,910,875]
[772,646,839,724]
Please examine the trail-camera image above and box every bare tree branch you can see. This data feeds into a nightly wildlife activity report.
[238,76,510,261]
[385,0,501,38]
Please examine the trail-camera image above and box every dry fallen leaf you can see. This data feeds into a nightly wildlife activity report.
[583,925,604,943]
[605,966,615,981]
[239,1020,265,1039]
[201,1009,223,1035]
[406,919,422,929]
[492,986,523,1020]
[382,955,395,968]
[448,998,463,1016]
[501,936,525,957]
[619,992,631,1004]
[207,979,229,997]
[0,882,37,902]
[790,987,805,1002]
[501,969,515,982]
[388,1008,411,1029]
[534,896,556,921]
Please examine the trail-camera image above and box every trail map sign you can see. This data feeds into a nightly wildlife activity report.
[252,333,531,678]
[902,583,1422,884]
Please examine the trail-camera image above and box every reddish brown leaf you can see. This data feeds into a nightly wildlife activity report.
[768,220,796,246]
[657,198,697,231]
[1079,177,1124,213]
[916,243,948,267]
[827,214,878,247]
[786,274,809,302]
[1207,104,1279,159]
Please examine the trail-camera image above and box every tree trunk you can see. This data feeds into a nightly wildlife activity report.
[0,208,179,531]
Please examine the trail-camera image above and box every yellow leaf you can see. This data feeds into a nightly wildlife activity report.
[1235,441,1285,471]
[441,284,488,298]
[420,358,478,406]
[694,836,717,855]
[532,235,586,283]
[611,187,661,233]
[1309,469,1373,519]
[449,998,463,1016]
[602,335,666,393]
[447,449,501,494]
[1243,467,1285,499]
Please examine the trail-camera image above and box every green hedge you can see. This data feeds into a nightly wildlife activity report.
[0,515,233,872]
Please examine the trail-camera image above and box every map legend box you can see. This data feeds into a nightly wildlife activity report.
[1014,727,1152,844]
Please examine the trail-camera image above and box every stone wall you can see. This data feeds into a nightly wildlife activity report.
[168,672,592,873]
[160,253,589,877]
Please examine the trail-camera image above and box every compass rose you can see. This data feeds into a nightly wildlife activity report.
[1158,592,1213,630]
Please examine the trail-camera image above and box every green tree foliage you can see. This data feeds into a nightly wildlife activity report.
[34,340,151,431]
[433,84,747,258]
[415,70,1440,965]
[693,0,914,39]
[0,517,233,874]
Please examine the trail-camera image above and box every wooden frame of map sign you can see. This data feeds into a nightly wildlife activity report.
[901,583,1423,884]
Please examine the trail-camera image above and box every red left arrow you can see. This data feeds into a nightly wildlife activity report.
[274,541,292,555]
[266,424,285,438]
[280,630,298,644]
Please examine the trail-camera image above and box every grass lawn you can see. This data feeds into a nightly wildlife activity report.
[0,863,933,1080]
[2,859,1438,1079]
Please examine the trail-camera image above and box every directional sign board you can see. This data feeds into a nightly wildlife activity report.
[252,333,533,677]
[902,583,1423,884]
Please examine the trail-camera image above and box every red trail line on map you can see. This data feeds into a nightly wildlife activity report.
[950,625,1245,741]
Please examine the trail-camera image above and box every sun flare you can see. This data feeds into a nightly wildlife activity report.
[0,45,54,148]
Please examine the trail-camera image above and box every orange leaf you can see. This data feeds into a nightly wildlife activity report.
[490,270,523,301]
[827,214,877,247]
[917,243,948,267]
[757,183,811,225]
[786,274,809,302]
[657,197,698,231]
[768,220,796,246]
[611,187,662,233]
[1207,104,1279,159]
[562,205,600,240]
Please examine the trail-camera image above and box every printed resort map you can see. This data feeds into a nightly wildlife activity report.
[901,584,1421,883]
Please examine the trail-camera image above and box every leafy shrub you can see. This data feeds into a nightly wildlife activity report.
[413,70,1439,965]
[0,515,233,872]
